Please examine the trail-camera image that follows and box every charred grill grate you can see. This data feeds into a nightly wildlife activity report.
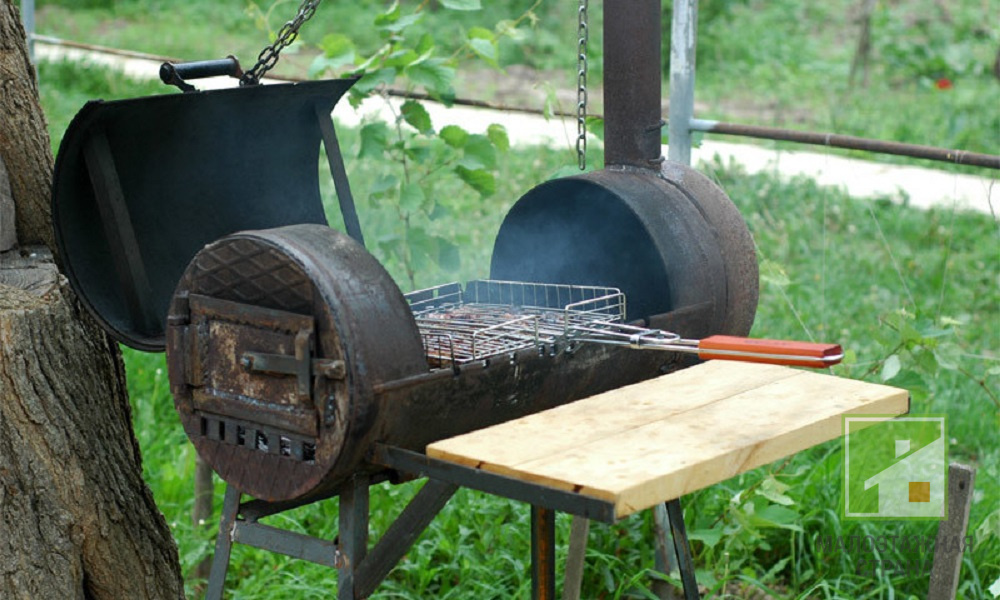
[405,280,630,367]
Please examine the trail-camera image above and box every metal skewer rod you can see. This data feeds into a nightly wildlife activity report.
[572,325,844,368]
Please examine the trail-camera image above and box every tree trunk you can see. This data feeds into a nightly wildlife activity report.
[0,3,185,599]
[0,2,54,251]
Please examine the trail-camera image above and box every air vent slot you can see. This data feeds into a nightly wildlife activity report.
[199,415,316,463]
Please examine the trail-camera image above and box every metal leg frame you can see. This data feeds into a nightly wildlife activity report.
[205,485,241,600]
[562,517,590,600]
[204,447,702,600]
[376,446,703,599]
[337,475,370,600]
[532,505,699,600]
[203,476,456,600]
[354,479,457,597]
[928,463,976,599]
[561,508,695,600]
[666,499,701,600]
[652,503,679,599]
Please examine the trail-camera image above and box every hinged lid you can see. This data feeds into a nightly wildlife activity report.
[52,78,356,351]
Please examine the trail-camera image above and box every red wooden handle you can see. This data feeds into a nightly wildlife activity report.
[697,335,843,368]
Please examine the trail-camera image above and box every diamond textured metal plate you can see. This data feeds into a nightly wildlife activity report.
[190,239,313,314]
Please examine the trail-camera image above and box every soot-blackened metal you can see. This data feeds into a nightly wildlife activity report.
[52,79,357,351]
[167,225,699,503]
[604,0,663,169]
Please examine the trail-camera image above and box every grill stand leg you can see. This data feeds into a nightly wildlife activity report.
[555,505,693,600]
[531,505,557,600]
[665,499,700,600]
[561,516,589,600]
[205,484,241,600]
[338,475,370,600]
[653,503,679,599]
[354,479,457,597]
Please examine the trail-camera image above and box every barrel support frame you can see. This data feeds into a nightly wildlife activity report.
[203,444,701,600]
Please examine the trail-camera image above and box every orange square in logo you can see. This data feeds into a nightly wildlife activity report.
[909,481,930,502]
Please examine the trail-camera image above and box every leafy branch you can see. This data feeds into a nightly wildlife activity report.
[307,0,539,288]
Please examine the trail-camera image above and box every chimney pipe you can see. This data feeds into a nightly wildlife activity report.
[603,0,663,169]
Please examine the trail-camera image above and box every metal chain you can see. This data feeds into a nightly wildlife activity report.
[576,0,589,170]
[241,0,323,86]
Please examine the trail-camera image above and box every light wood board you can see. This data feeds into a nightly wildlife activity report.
[426,361,909,519]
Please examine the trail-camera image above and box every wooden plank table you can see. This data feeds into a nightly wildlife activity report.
[428,360,909,519]
[425,361,908,599]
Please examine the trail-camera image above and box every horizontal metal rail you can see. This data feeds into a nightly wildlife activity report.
[371,444,618,522]
[689,118,1000,170]
[231,520,341,568]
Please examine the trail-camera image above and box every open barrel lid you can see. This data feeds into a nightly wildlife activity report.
[52,78,356,351]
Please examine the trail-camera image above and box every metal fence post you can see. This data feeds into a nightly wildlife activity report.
[659,4,700,596]
[928,463,976,599]
[667,0,698,165]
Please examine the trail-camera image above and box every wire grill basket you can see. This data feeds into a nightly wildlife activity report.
[404,280,627,366]
[404,280,841,369]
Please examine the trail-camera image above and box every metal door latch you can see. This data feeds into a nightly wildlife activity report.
[241,330,346,403]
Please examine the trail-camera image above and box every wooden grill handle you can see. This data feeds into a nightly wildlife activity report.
[697,335,844,368]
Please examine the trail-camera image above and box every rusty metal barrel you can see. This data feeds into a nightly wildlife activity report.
[491,165,758,340]
[165,224,687,502]
[166,225,427,501]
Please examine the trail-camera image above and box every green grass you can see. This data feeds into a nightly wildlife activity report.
[686,0,1000,175]
[35,46,998,600]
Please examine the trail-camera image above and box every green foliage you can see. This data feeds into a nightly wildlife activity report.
[872,0,1000,83]
[35,0,998,173]
[439,0,481,12]
[306,0,553,289]
[701,159,998,597]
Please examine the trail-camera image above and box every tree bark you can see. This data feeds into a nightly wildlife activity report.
[0,2,55,251]
[0,3,185,598]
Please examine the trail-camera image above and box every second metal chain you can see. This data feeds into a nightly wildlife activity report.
[576,0,589,170]
[241,0,323,86]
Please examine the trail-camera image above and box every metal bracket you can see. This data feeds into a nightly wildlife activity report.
[204,476,456,600]
[82,128,159,335]
[315,104,365,247]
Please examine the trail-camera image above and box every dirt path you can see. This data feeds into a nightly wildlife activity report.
[36,38,998,217]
